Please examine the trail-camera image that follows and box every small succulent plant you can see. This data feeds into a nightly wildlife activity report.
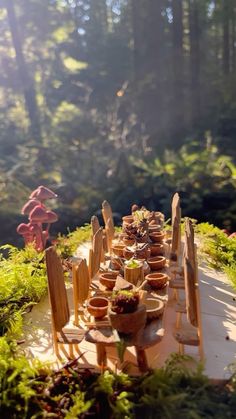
[111,290,139,314]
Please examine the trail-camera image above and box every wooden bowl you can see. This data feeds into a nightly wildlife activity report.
[147,256,166,271]
[149,231,165,243]
[99,271,119,290]
[112,244,126,257]
[87,297,109,318]
[145,298,165,319]
[122,215,134,224]
[108,304,147,335]
[149,243,164,256]
[145,272,169,289]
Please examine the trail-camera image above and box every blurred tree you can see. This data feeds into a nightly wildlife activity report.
[5,0,41,141]
[0,0,235,240]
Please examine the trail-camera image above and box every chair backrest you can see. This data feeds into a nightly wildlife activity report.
[89,227,103,279]
[171,193,181,260]
[183,251,198,327]
[102,200,114,228]
[185,218,195,266]
[91,215,100,238]
[73,258,90,306]
[45,247,70,332]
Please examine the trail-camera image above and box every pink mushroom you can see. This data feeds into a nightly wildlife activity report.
[229,232,236,239]
[17,223,34,246]
[21,199,42,215]
[29,205,48,223]
[30,185,57,201]
[29,205,49,250]
[29,223,44,251]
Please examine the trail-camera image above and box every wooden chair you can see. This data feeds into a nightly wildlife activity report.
[102,200,115,252]
[169,262,185,301]
[73,259,90,327]
[91,215,105,262]
[170,193,181,263]
[45,247,85,358]
[173,220,204,360]
[89,227,103,280]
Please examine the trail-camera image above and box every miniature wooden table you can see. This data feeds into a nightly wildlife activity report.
[85,317,165,372]
[84,276,168,372]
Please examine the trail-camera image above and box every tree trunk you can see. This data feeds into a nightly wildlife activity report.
[231,3,236,71]
[131,0,145,82]
[223,0,230,75]
[131,0,165,144]
[6,0,41,141]
[189,0,201,127]
[172,0,184,144]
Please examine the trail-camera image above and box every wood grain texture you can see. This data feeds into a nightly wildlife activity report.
[46,247,70,332]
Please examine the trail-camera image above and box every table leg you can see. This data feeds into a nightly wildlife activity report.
[96,343,107,366]
[135,348,148,372]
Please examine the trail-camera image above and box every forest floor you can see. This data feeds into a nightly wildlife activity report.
[21,242,236,379]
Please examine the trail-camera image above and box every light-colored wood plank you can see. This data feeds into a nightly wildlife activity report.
[46,247,70,332]
[184,256,198,327]
[174,324,199,346]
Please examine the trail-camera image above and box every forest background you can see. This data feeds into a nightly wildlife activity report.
[0,0,236,246]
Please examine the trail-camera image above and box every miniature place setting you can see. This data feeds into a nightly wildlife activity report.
[21,191,236,378]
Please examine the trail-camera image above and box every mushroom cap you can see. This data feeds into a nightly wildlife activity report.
[46,210,58,223]
[21,199,41,215]
[29,222,42,233]
[17,223,31,235]
[29,205,48,222]
[30,186,57,201]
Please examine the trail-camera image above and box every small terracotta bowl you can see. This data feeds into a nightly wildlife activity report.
[147,256,166,271]
[87,297,109,318]
[149,231,165,243]
[123,247,134,260]
[99,271,119,290]
[112,244,126,257]
[110,257,123,271]
[149,243,164,256]
[122,236,135,246]
[122,215,134,224]
[145,272,169,289]
[148,224,162,233]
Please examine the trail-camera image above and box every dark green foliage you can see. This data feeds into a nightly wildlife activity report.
[196,222,236,289]
[0,226,91,336]
[0,244,46,337]
[1,348,236,418]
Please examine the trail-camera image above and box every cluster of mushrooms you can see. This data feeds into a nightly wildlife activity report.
[16,186,58,251]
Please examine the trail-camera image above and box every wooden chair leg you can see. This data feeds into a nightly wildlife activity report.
[173,289,179,301]
[54,340,60,357]
[179,343,184,355]
[135,348,149,372]
[69,344,74,359]
[198,342,204,361]
[52,330,60,357]
[176,312,182,329]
